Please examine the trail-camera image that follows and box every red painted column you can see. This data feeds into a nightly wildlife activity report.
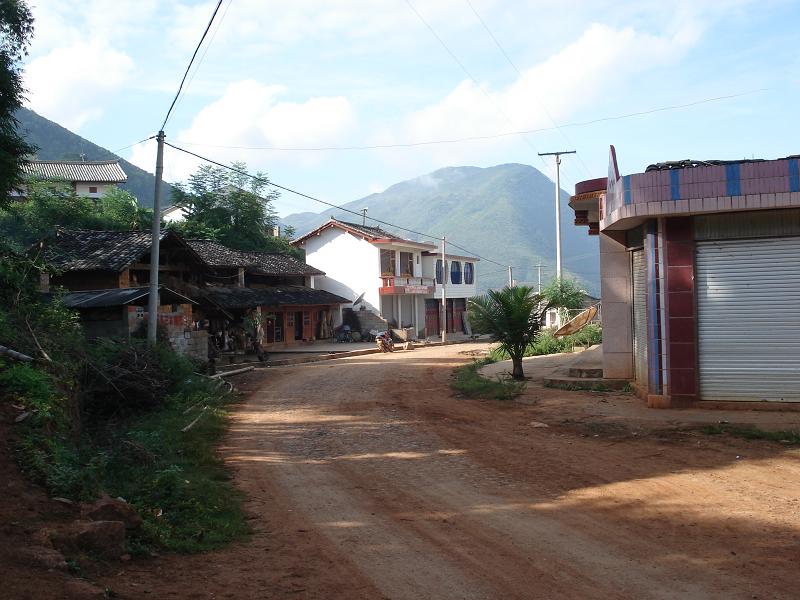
[663,217,697,406]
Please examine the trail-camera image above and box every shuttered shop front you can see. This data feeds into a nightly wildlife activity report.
[631,249,648,387]
[696,237,800,402]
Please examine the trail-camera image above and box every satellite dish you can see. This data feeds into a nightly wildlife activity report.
[554,305,598,337]
[352,292,365,306]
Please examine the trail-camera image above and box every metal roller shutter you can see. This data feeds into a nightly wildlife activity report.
[631,250,648,387]
[696,237,800,402]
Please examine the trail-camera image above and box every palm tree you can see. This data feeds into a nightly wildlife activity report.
[468,286,548,381]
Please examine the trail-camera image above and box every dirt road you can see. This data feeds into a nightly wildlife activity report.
[106,343,800,599]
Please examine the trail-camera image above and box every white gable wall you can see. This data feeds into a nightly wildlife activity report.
[303,228,381,312]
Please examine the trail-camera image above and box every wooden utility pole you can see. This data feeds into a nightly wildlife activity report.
[147,130,166,345]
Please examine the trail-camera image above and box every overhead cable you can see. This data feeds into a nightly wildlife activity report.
[165,141,515,269]
[160,0,224,131]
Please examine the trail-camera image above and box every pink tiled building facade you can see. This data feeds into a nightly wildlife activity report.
[571,146,800,408]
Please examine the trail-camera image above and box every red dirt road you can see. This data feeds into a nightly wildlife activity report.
[103,343,800,599]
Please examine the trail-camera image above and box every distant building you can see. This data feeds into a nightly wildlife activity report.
[18,159,127,199]
[570,146,800,407]
[292,218,478,338]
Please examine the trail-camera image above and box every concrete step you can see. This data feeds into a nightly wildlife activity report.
[542,375,630,391]
[568,367,605,379]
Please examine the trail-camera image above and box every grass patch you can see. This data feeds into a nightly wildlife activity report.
[451,358,525,401]
[491,324,602,361]
[702,424,800,445]
[99,375,249,554]
[544,381,610,392]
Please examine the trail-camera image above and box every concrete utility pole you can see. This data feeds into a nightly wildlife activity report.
[147,130,166,345]
[538,150,575,281]
[508,266,513,288]
[537,264,542,294]
[361,207,368,226]
[440,235,447,344]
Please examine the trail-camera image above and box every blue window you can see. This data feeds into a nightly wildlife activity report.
[435,259,444,284]
[463,262,474,284]
[450,260,462,284]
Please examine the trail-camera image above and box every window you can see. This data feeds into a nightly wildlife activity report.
[380,249,396,276]
[88,186,98,194]
[450,260,462,284]
[400,252,414,276]
[435,259,444,284]
[464,262,474,284]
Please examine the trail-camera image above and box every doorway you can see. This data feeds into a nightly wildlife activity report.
[294,311,303,340]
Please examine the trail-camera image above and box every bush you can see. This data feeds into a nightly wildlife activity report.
[451,358,525,400]
[491,325,602,360]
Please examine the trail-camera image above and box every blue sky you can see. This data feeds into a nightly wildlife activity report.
[23,0,800,217]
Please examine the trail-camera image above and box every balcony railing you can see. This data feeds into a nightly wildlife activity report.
[380,276,435,295]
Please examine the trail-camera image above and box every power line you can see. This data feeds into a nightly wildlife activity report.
[463,0,592,180]
[160,0,224,131]
[112,135,156,154]
[404,0,553,176]
[170,0,233,119]
[164,141,515,270]
[172,89,767,153]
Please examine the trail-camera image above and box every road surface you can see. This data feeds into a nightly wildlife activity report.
[107,343,800,599]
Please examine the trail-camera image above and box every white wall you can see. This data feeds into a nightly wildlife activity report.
[302,228,381,312]
[75,182,116,199]
[421,255,478,299]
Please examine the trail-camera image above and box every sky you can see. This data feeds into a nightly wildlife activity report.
[22,0,800,218]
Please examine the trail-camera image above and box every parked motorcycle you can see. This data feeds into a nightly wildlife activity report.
[375,331,394,353]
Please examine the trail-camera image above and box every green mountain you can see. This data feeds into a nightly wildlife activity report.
[14,107,172,208]
[282,164,600,294]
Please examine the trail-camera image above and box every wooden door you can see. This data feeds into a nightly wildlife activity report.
[452,298,466,333]
[425,299,439,336]
[302,310,312,340]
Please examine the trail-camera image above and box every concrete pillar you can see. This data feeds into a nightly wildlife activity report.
[599,232,633,379]
[398,294,403,328]
[237,267,245,288]
[413,295,418,333]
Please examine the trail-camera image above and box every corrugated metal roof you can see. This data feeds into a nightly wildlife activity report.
[23,160,127,183]
[200,285,349,309]
[61,286,196,308]
[187,239,324,276]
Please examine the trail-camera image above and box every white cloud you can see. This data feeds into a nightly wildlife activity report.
[129,80,357,182]
[24,40,134,129]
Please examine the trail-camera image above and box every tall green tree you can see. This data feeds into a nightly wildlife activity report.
[541,277,585,323]
[168,162,299,256]
[0,0,34,209]
[468,286,549,380]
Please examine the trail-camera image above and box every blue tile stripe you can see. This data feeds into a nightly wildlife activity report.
[670,169,680,200]
[789,159,800,193]
[725,163,741,196]
[624,175,632,205]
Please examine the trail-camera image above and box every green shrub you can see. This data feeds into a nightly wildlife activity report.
[491,324,602,360]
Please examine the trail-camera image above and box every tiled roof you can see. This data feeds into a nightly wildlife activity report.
[186,239,324,276]
[292,218,436,248]
[200,285,349,309]
[61,286,195,308]
[43,229,160,271]
[23,160,127,183]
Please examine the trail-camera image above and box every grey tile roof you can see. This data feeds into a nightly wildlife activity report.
[186,239,324,276]
[43,229,160,271]
[200,285,349,309]
[23,160,127,183]
[61,286,195,308]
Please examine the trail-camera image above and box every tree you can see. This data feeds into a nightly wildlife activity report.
[468,286,549,380]
[168,162,300,257]
[541,277,585,324]
[0,181,152,250]
[0,0,34,209]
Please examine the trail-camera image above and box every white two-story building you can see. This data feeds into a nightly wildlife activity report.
[292,219,478,338]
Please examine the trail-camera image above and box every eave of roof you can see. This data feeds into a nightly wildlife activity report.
[292,218,436,249]
[61,286,196,309]
[186,239,324,276]
[23,160,127,183]
[199,285,349,309]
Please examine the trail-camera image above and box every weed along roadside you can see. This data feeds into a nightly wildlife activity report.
[450,358,525,401]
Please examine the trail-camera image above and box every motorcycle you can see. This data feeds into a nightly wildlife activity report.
[375,331,394,353]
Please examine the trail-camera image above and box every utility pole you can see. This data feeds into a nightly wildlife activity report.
[537,264,542,294]
[440,235,447,344]
[508,265,513,287]
[147,130,166,345]
[361,207,368,226]
[538,150,575,281]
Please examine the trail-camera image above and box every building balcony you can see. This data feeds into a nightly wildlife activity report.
[431,281,477,299]
[379,276,435,295]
